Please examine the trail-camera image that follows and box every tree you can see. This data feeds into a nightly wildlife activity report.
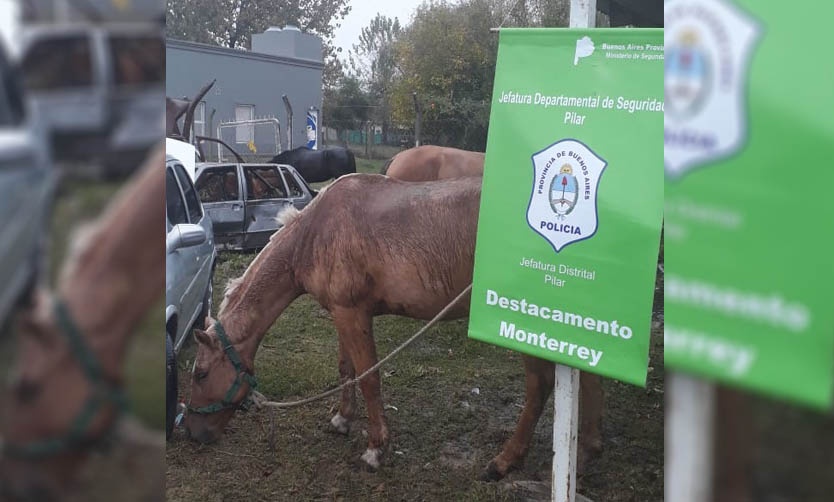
[323,75,371,144]
[390,0,500,150]
[385,0,579,150]
[166,0,351,87]
[349,14,402,144]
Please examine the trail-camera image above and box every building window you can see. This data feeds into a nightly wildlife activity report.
[235,104,254,144]
[192,101,205,142]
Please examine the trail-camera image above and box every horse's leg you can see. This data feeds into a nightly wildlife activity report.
[713,386,752,502]
[483,355,555,481]
[329,336,356,434]
[578,371,604,472]
[331,307,388,470]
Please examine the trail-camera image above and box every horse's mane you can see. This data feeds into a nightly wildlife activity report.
[217,174,366,316]
[274,205,300,227]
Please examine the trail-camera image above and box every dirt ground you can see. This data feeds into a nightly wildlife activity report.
[165,158,665,501]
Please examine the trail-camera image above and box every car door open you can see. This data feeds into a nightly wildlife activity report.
[242,164,293,249]
[195,164,245,249]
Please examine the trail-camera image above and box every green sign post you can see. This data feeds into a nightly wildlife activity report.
[664,0,834,409]
[468,28,664,386]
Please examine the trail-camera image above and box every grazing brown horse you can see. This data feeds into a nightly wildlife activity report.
[185,173,603,479]
[0,146,164,500]
[381,145,485,181]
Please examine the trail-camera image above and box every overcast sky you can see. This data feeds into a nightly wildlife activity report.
[332,0,426,59]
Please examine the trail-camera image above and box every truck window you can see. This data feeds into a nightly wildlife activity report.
[109,34,164,88]
[196,166,239,202]
[21,35,93,90]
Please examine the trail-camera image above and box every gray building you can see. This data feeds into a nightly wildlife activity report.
[23,0,163,23]
[166,26,323,159]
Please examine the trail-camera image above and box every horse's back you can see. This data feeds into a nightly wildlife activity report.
[385,146,443,181]
[386,146,484,181]
[297,174,479,317]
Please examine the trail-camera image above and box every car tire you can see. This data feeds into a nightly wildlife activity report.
[197,266,214,330]
[166,332,178,441]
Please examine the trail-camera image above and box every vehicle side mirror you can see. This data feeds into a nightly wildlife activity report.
[0,128,39,168]
[167,223,207,253]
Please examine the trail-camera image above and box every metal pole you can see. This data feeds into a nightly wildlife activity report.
[282,95,294,150]
[551,3,597,502]
[552,366,580,502]
[365,121,371,158]
[413,92,422,147]
[666,373,715,502]
[569,0,597,29]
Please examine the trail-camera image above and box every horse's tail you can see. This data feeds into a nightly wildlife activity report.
[346,148,357,174]
[380,156,394,175]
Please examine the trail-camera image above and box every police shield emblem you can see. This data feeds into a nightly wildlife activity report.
[528,139,607,253]
[664,0,761,178]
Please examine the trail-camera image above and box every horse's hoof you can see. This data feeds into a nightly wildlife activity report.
[480,460,505,482]
[329,413,350,435]
[360,448,382,471]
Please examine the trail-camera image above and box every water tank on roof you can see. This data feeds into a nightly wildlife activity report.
[251,26,322,62]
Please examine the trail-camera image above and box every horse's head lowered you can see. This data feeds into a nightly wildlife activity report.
[184,320,257,444]
[1,295,125,500]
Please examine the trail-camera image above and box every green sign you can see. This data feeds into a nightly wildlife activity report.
[664,0,834,408]
[468,28,664,386]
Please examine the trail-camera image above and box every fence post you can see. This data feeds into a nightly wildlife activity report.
[413,92,422,147]
[365,121,371,158]
[282,95,293,150]
[667,373,714,502]
[550,2,598,501]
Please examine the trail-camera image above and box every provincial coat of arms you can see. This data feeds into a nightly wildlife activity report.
[665,30,710,119]
[550,164,579,218]
[527,139,607,253]
[664,0,762,178]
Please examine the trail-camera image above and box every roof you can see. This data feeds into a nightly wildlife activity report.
[166,38,324,70]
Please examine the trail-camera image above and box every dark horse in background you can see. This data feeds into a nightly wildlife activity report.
[269,146,356,184]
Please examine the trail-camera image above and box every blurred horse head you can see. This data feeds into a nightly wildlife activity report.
[0,145,164,500]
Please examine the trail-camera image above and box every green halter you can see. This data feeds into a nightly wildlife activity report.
[186,321,257,415]
[2,300,128,459]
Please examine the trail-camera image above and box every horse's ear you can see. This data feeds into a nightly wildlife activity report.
[193,329,217,349]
